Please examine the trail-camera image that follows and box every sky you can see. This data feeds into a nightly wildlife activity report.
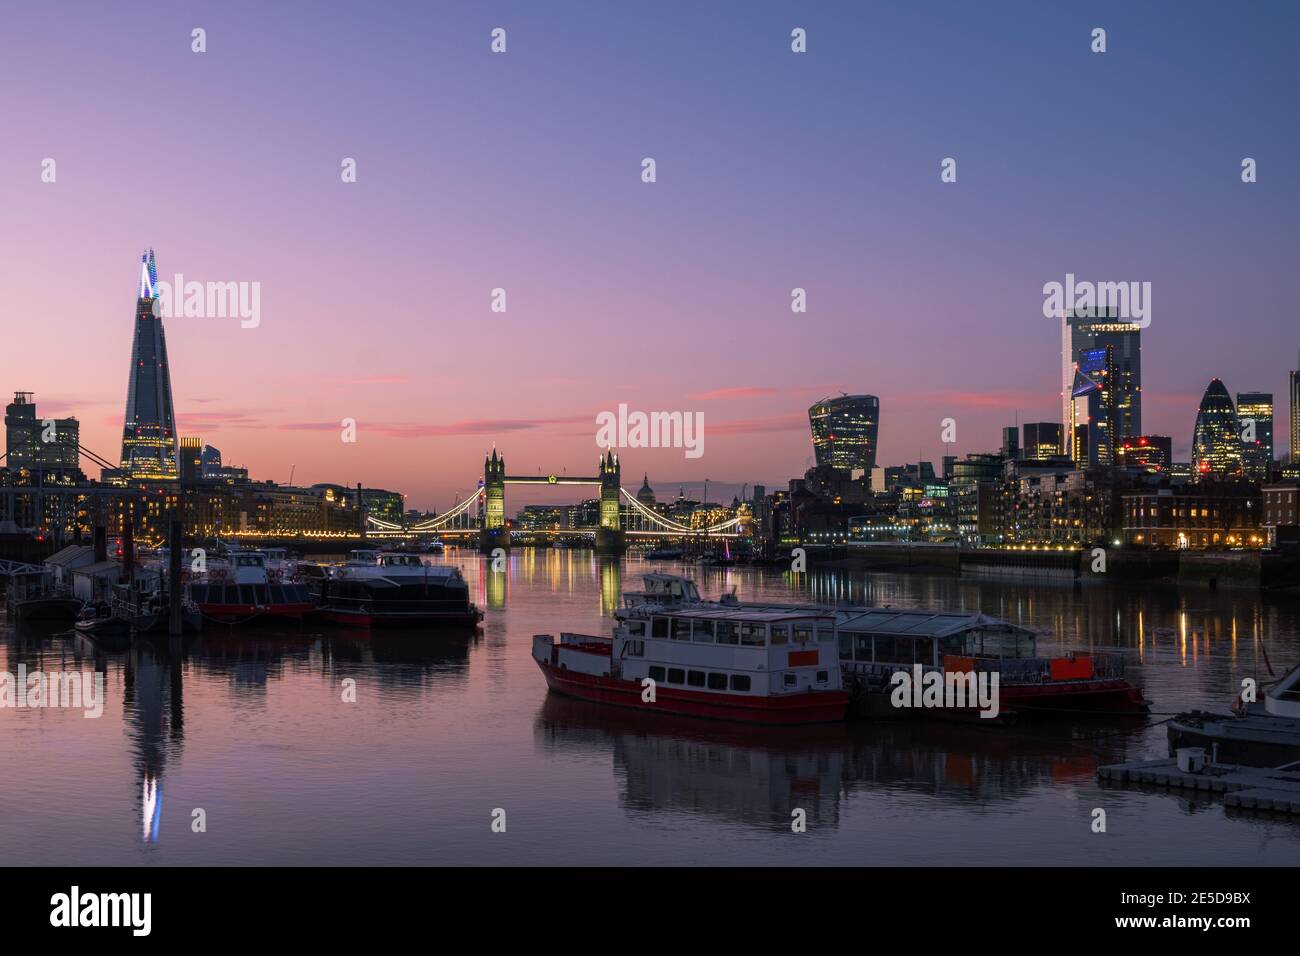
[2,1,1297,512]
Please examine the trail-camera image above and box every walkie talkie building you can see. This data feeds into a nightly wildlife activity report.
[120,249,179,480]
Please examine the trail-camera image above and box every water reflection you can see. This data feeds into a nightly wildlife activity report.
[535,695,848,829]
[6,551,1300,864]
[123,637,183,844]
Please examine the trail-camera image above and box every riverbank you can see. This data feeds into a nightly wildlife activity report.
[807,543,1300,591]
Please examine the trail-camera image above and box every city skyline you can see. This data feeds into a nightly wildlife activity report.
[2,1,1298,510]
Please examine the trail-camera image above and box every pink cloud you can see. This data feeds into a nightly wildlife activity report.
[688,386,781,401]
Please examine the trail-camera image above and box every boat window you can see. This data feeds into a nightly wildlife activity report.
[687,670,706,688]
[625,621,646,637]
[817,624,834,643]
[873,636,905,663]
[770,625,788,645]
[715,621,738,645]
[730,675,751,692]
[792,624,813,644]
[839,633,853,660]
[652,617,669,639]
[816,671,829,683]
[649,666,665,681]
[692,619,715,643]
[740,623,765,647]
[783,673,797,687]
[672,617,693,640]
[914,638,935,665]
[667,668,685,685]
[707,673,727,690]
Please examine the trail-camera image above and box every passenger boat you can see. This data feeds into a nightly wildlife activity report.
[314,552,482,628]
[532,600,849,725]
[187,550,315,623]
[1167,662,1300,768]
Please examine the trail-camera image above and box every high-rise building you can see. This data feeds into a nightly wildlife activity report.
[1290,361,1300,464]
[1060,309,1141,461]
[1022,422,1063,461]
[1117,435,1172,474]
[808,395,879,476]
[120,249,179,480]
[180,436,203,483]
[1191,379,1244,480]
[201,444,223,478]
[1071,345,1121,466]
[1235,392,1273,481]
[4,392,80,473]
[1001,426,1020,461]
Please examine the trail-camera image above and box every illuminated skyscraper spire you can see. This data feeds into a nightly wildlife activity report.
[120,249,179,480]
[138,248,159,299]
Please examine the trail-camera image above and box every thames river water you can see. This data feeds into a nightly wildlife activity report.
[3,549,1299,866]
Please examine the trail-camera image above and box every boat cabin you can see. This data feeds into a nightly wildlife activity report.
[345,549,382,566]
[1265,664,1300,719]
[228,551,269,584]
[622,573,702,608]
[611,605,842,696]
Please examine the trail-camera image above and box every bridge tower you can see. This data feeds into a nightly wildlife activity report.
[480,447,509,554]
[596,449,625,554]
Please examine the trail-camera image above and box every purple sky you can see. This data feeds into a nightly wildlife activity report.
[2,1,1297,510]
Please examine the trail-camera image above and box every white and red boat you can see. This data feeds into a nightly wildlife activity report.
[187,550,316,623]
[531,599,850,725]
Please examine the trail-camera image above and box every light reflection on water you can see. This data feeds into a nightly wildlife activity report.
[3,548,1299,865]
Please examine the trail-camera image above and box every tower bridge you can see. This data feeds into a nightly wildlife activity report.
[365,448,744,552]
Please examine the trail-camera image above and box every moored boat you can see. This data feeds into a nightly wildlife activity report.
[187,550,315,623]
[1167,662,1300,768]
[314,552,482,628]
[532,602,849,725]
[74,603,132,647]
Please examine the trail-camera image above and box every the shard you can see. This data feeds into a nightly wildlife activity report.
[120,249,179,479]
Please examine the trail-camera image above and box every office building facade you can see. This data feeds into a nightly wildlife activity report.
[808,395,879,476]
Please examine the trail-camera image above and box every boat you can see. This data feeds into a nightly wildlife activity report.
[831,607,1148,718]
[5,569,82,624]
[422,540,445,554]
[73,603,132,647]
[1167,663,1300,768]
[109,577,202,633]
[611,574,1149,720]
[532,597,849,725]
[644,547,684,560]
[344,548,382,567]
[314,552,482,628]
[187,550,316,623]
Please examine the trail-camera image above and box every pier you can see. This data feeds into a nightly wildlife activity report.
[1098,758,1300,816]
